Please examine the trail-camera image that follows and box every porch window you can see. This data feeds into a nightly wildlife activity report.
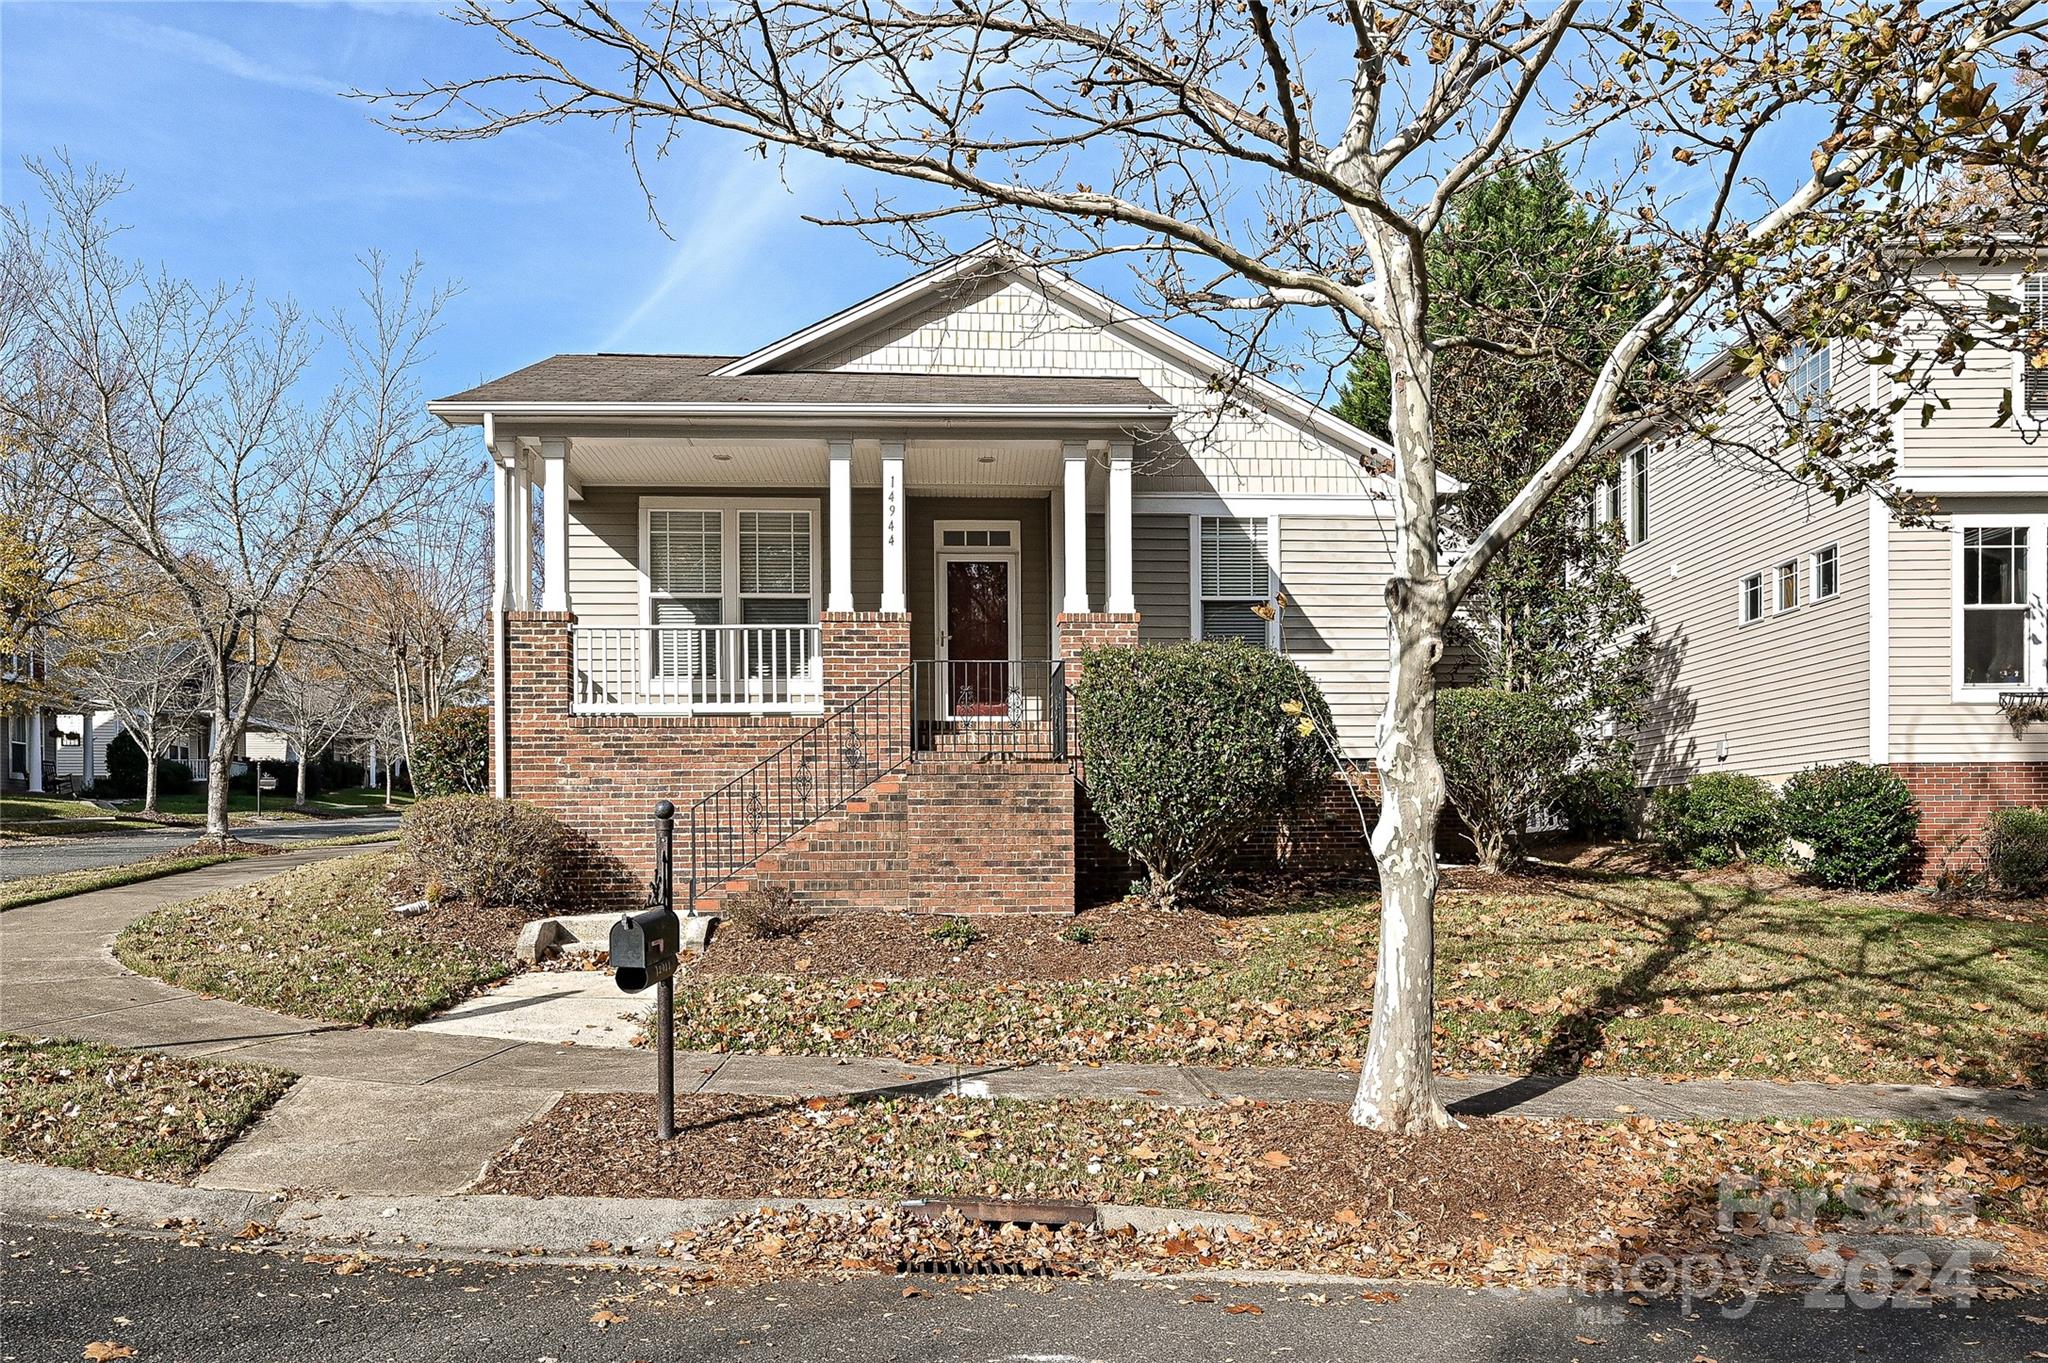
[1961,525,2030,687]
[648,508,723,675]
[738,509,814,676]
[1198,516,1275,646]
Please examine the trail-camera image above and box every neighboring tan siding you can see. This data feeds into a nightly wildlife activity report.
[1887,495,2048,763]
[907,496,1051,661]
[807,275,1383,498]
[1133,514,1190,641]
[1622,426,1872,784]
[1281,516,1393,758]
[1894,258,2048,473]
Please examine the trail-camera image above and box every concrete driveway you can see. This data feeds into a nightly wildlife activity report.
[0,812,401,881]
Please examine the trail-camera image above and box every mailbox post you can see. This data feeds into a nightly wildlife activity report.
[611,800,679,1139]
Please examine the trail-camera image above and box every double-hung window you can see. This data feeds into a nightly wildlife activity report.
[1196,516,1276,647]
[737,509,813,678]
[1810,544,1839,602]
[647,508,724,676]
[1783,341,1831,415]
[1628,447,1649,545]
[1960,524,2033,688]
[1774,560,1800,613]
[644,500,817,679]
[1740,572,1764,624]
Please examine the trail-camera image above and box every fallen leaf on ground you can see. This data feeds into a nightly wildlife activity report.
[83,1346,136,1362]
[1225,1302,1264,1315]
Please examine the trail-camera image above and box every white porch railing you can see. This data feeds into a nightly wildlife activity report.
[570,625,824,715]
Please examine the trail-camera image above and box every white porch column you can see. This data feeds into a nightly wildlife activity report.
[539,436,570,613]
[25,708,44,792]
[1061,440,1090,614]
[490,434,515,800]
[827,438,854,612]
[511,446,535,609]
[879,440,907,613]
[367,740,381,788]
[1106,438,1135,614]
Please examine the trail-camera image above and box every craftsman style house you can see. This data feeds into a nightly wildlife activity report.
[1605,248,2048,871]
[433,245,1400,911]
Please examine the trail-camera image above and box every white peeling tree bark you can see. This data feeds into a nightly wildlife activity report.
[1350,236,1452,1132]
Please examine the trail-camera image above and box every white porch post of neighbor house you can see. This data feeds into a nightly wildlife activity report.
[880,439,906,613]
[1106,438,1135,614]
[539,437,571,613]
[490,432,517,799]
[827,438,855,612]
[25,708,44,792]
[1061,440,1090,614]
[510,443,533,610]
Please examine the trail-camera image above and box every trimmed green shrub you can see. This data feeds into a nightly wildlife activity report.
[1436,687,1578,872]
[410,707,489,797]
[1075,640,1336,908]
[1552,750,1643,840]
[1985,807,2048,898]
[101,730,196,799]
[399,795,573,913]
[1778,762,1921,890]
[1651,772,1781,868]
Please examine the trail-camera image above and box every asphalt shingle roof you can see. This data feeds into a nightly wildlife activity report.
[434,354,1167,407]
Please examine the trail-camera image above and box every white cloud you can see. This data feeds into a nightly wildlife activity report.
[95,12,345,98]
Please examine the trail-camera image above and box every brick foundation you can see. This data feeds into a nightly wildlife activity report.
[505,611,1073,913]
[1889,761,2048,877]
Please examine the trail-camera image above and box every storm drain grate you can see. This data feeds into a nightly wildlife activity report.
[895,1259,1086,1280]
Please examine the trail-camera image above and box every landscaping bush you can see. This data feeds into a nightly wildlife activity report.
[1778,762,1921,890]
[1985,807,2048,898]
[1435,688,1578,872]
[1651,772,1781,868]
[399,795,573,912]
[232,757,306,798]
[720,882,808,939]
[1552,750,1643,840]
[410,707,490,797]
[101,730,196,799]
[1074,640,1335,908]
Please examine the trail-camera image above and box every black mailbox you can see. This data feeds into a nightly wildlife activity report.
[611,907,680,993]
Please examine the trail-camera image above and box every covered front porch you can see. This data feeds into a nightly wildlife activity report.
[486,429,1151,724]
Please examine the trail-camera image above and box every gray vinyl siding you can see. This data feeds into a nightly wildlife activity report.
[1280,517,1392,758]
[1621,423,1872,785]
[1887,495,2048,762]
[1133,514,1190,641]
[1893,259,2048,473]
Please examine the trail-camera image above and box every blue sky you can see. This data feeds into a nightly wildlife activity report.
[0,0,917,401]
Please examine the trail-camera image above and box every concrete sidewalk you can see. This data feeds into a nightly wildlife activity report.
[5,850,2046,1198]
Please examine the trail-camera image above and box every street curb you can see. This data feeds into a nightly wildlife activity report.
[0,1159,1260,1265]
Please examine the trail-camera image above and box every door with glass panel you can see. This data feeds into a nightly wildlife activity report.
[936,524,1018,718]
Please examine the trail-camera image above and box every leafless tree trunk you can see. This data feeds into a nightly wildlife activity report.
[373,1,2044,1129]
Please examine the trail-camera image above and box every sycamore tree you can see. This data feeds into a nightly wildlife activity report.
[1,159,454,846]
[381,1,2045,1131]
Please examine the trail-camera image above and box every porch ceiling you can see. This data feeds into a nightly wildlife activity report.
[564,435,1102,496]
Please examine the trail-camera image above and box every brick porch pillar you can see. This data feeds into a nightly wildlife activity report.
[820,612,911,712]
[499,610,575,798]
[1056,612,1141,688]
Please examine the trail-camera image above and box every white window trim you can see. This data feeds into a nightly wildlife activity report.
[1772,559,1801,615]
[1738,571,1765,626]
[1189,513,1282,649]
[1950,511,2048,703]
[932,519,1023,663]
[1809,543,1841,603]
[637,495,821,627]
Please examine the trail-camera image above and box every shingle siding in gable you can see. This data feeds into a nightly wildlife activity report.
[812,276,1382,498]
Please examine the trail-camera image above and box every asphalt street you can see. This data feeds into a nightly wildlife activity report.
[3,1223,2042,1363]
[0,813,400,881]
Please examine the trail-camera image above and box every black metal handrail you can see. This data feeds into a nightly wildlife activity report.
[909,659,1073,764]
[681,659,1078,913]
[686,665,914,909]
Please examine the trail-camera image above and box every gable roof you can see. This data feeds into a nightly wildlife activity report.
[714,242,1396,471]
[433,353,1165,410]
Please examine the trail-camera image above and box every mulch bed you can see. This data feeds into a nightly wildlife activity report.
[478,1093,1605,1246]
[474,1092,2048,1289]
[696,900,1233,982]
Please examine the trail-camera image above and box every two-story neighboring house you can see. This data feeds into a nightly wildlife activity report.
[432,244,1409,913]
[1608,249,2048,874]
